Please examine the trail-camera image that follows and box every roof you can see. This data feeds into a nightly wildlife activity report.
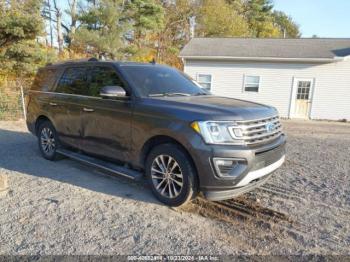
[179,38,350,63]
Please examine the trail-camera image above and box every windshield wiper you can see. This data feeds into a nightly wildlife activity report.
[149,92,191,97]
[167,92,191,97]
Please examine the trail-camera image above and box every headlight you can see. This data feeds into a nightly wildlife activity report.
[191,121,244,145]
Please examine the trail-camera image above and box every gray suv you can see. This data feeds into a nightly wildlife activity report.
[26,59,286,206]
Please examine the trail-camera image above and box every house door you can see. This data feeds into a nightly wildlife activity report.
[292,79,314,119]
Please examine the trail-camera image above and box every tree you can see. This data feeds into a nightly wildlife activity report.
[154,0,198,67]
[66,0,78,49]
[0,41,56,78]
[244,0,280,37]
[42,0,54,47]
[71,0,129,59]
[273,11,300,38]
[0,0,55,79]
[124,0,164,61]
[127,0,164,48]
[0,0,43,49]
[197,0,250,37]
[52,0,64,54]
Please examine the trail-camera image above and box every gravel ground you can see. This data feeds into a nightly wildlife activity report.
[0,119,349,255]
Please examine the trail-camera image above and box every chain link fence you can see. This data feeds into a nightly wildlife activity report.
[0,81,25,121]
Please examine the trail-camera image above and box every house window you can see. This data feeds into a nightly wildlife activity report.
[197,74,212,90]
[244,75,260,92]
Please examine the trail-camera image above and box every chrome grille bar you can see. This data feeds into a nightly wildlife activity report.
[241,127,282,140]
[229,115,283,145]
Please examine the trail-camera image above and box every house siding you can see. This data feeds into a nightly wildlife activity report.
[184,59,350,120]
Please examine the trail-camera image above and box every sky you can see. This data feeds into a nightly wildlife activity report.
[273,0,350,38]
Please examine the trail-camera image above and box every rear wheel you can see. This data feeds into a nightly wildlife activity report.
[145,144,198,207]
[37,121,60,160]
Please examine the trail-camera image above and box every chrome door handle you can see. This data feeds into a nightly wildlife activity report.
[49,102,58,106]
[83,108,94,112]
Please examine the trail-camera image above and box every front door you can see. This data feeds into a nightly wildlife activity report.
[79,66,133,162]
[292,79,314,119]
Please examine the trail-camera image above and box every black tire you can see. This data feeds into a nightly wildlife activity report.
[37,120,60,161]
[145,143,199,207]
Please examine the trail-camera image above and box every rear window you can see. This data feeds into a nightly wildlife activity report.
[55,67,89,95]
[31,68,58,91]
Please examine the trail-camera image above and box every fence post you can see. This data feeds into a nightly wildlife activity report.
[19,83,26,121]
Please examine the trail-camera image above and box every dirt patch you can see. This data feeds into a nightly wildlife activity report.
[180,196,292,226]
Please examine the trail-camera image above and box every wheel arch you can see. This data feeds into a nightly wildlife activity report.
[35,115,53,136]
[140,135,199,181]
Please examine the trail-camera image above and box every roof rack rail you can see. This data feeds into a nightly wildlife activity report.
[44,57,101,67]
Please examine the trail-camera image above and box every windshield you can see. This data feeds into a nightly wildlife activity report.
[120,65,210,97]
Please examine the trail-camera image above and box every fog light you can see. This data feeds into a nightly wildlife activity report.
[213,158,242,178]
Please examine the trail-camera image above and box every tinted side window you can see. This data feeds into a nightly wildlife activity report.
[88,66,125,97]
[56,67,88,95]
[31,68,58,91]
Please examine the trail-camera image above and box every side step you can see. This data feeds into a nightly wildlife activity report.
[57,148,143,181]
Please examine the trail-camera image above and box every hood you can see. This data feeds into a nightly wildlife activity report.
[142,95,278,121]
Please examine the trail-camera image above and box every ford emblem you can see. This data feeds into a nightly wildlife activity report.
[265,122,275,133]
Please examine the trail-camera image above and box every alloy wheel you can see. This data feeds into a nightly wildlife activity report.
[151,154,184,199]
[40,127,56,155]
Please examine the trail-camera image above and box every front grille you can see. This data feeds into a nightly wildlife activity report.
[230,115,283,145]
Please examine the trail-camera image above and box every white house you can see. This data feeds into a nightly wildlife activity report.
[180,38,350,120]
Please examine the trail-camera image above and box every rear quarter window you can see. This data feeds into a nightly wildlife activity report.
[31,68,58,91]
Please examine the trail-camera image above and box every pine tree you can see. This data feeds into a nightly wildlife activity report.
[244,0,279,37]
[0,0,43,49]
[0,0,55,78]
[127,0,164,48]
[273,11,300,38]
[71,0,129,59]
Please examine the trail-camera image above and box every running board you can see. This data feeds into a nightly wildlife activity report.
[56,149,143,181]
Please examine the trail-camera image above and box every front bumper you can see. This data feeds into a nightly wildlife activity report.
[188,134,286,200]
[203,172,273,201]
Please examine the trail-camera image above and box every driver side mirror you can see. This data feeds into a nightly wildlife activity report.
[100,86,127,99]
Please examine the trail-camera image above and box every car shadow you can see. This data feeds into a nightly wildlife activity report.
[0,127,161,206]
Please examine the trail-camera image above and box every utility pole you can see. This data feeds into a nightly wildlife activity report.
[53,0,63,55]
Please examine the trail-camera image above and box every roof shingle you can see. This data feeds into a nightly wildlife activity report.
[179,38,350,61]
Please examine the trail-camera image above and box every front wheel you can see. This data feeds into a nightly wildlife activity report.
[145,144,199,207]
[37,121,60,161]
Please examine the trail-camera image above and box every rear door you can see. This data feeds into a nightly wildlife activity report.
[79,65,133,162]
[26,67,60,134]
[50,66,89,149]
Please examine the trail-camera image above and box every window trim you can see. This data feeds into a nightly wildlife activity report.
[196,73,213,91]
[243,75,261,93]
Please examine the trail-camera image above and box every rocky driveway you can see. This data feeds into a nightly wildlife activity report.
[0,120,349,255]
